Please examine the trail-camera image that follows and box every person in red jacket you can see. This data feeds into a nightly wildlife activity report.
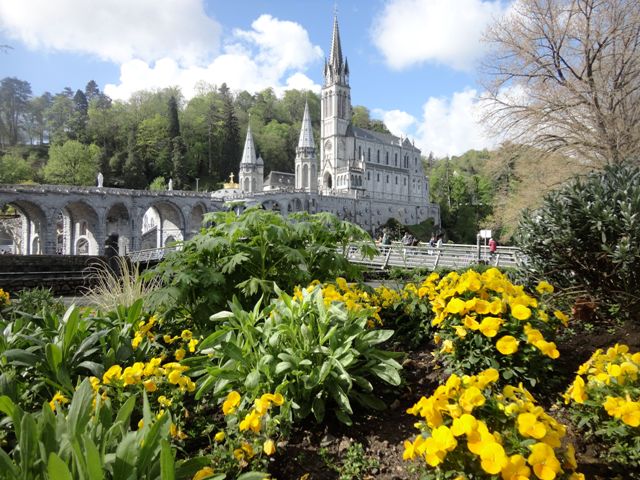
[489,237,497,258]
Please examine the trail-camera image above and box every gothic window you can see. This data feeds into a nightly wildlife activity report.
[377,150,380,163]
[386,151,389,164]
[395,153,398,165]
[358,145,361,160]
[302,164,309,188]
[367,172,370,180]
[395,176,398,184]
[377,173,380,182]
[386,175,389,183]
[368,148,371,162]
[415,157,418,165]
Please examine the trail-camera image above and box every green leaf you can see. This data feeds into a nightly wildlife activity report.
[113,432,138,480]
[48,452,73,480]
[2,349,39,367]
[244,370,260,389]
[362,329,395,345]
[67,379,94,438]
[83,435,105,480]
[0,448,19,479]
[160,439,175,480]
[46,343,63,372]
[329,384,352,415]
[274,361,292,375]
[312,396,325,423]
[19,413,37,473]
[221,342,245,362]
[236,472,270,480]
[370,364,401,386]
[137,410,168,473]
[334,409,353,426]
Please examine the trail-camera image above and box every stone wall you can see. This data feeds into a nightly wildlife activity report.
[0,255,106,296]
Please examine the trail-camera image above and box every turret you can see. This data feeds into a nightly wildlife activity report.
[295,100,318,192]
[239,122,263,193]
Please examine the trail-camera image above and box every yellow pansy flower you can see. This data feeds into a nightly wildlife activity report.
[192,467,215,480]
[222,391,241,415]
[263,439,276,456]
[496,335,519,355]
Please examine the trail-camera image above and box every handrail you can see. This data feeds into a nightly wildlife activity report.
[127,242,525,270]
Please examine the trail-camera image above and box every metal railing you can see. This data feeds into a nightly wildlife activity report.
[128,242,525,271]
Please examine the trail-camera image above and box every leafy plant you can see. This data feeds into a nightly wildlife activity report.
[403,369,583,479]
[150,208,376,327]
[0,379,205,479]
[195,286,402,425]
[320,442,380,480]
[516,163,640,320]
[564,344,640,474]
[11,287,65,317]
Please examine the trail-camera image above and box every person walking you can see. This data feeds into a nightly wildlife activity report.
[489,237,497,263]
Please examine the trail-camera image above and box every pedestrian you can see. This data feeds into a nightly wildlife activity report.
[436,234,443,250]
[489,237,497,262]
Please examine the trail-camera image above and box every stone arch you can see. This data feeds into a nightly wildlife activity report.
[188,203,207,237]
[0,200,47,254]
[141,201,185,250]
[60,200,100,255]
[243,177,250,192]
[294,198,303,211]
[302,164,309,188]
[323,172,333,189]
[105,202,131,255]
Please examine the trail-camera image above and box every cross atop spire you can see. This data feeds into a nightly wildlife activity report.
[324,11,349,87]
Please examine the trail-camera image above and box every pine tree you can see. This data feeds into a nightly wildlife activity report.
[218,84,240,182]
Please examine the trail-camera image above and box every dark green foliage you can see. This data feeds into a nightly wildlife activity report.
[516,163,640,318]
[12,287,65,317]
[150,208,376,327]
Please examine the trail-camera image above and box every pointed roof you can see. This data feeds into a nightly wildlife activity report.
[329,14,343,72]
[240,123,257,165]
[297,100,315,149]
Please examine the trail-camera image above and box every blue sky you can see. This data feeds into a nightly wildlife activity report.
[0,0,511,156]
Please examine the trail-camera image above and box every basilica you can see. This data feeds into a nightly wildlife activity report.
[233,15,440,234]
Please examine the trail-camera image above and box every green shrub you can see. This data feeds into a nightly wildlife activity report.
[11,287,65,317]
[194,287,402,426]
[150,208,376,327]
[515,163,640,320]
[0,379,206,480]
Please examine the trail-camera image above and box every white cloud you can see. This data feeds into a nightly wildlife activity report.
[0,0,221,65]
[376,89,498,157]
[373,109,417,136]
[371,0,509,71]
[105,14,323,101]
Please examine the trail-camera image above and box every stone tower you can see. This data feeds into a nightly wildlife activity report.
[320,14,351,191]
[295,100,318,192]
[238,122,263,193]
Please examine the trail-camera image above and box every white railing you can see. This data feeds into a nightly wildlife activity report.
[128,242,525,271]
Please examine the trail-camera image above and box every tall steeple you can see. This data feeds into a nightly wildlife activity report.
[239,121,263,193]
[295,100,318,192]
[297,100,315,150]
[324,14,349,87]
[240,123,257,165]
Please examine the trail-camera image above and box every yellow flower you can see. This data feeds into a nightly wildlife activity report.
[451,413,477,436]
[463,315,480,330]
[535,340,560,359]
[453,325,467,338]
[423,425,457,466]
[48,391,69,411]
[174,348,186,361]
[143,380,157,392]
[214,431,225,442]
[496,335,519,355]
[222,391,241,415]
[479,441,508,475]
[263,438,276,455]
[241,442,255,458]
[239,410,262,433]
[502,454,531,480]
[536,281,554,294]
[440,339,454,354]
[103,365,122,384]
[517,413,547,439]
[459,386,485,412]
[511,304,532,321]
[181,329,193,341]
[122,362,144,385]
[188,338,199,353]
[132,333,144,349]
[553,310,569,326]
[158,395,172,407]
[192,466,215,480]
[528,442,561,480]
[478,316,503,338]
[446,297,467,315]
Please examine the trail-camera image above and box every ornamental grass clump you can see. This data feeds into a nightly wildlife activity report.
[564,344,640,471]
[430,268,568,388]
[403,369,583,480]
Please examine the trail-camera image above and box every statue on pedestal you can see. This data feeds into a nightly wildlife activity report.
[97,172,104,188]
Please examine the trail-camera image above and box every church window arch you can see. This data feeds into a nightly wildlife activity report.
[302,164,309,188]
[395,153,398,165]
[376,173,380,182]
[367,148,371,162]
[377,150,380,163]
[358,145,362,160]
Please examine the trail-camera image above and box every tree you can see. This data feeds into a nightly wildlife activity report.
[46,90,75,144]
[482,0,640,165]
[0,151,33,183]
[68,89,89,141]
[218,84,241,182]
[26,92,52,145]
[44,140,101,185]
[0,77,32,146]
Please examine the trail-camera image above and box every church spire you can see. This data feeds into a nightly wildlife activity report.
[325,13,348,86]
[329,14,343,74]
[240,122,257,165]
[297,100,315,150]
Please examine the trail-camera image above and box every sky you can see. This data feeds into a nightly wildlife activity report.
[0,0,512,157]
